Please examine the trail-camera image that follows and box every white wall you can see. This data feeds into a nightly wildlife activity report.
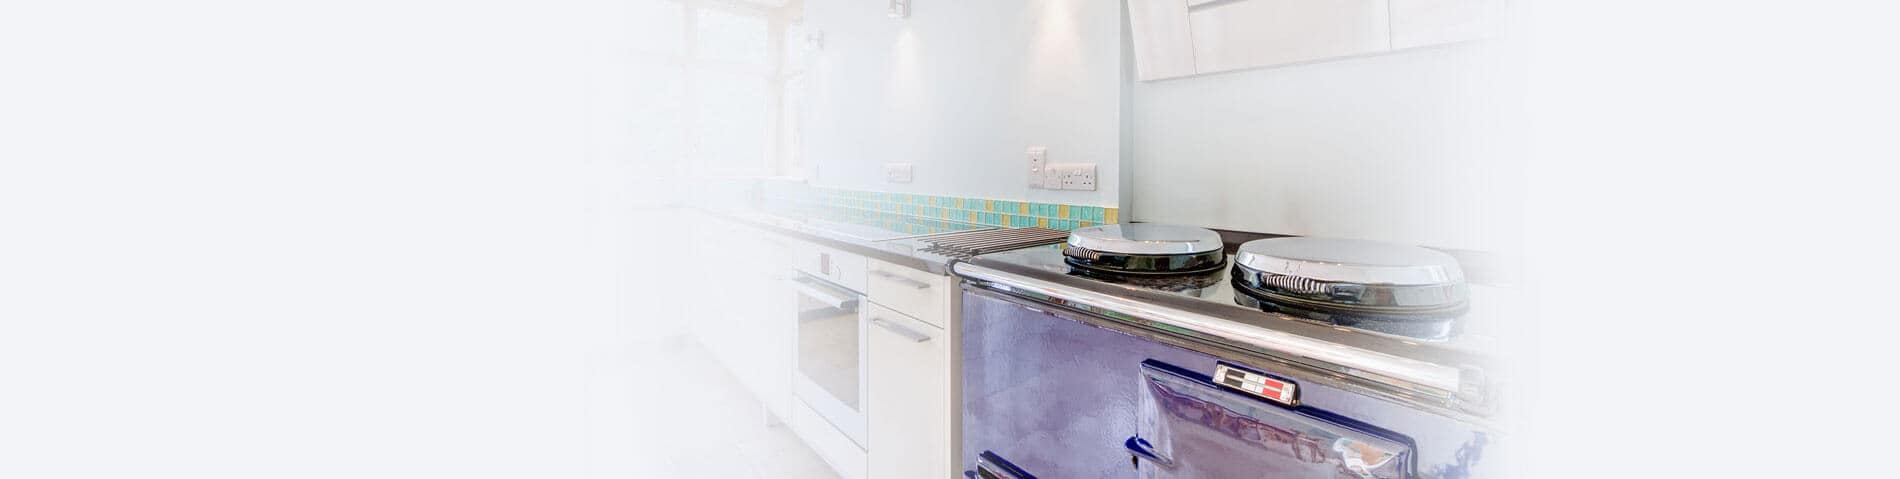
[0,1,660,477]
[798,0,1124,207]
[1128,42,1521,252]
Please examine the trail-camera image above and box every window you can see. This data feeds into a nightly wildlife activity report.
[631,0,790,178]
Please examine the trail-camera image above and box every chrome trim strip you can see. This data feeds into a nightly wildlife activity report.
[952,262,1463,394]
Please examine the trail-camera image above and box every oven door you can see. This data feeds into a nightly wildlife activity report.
[789,273,868,447]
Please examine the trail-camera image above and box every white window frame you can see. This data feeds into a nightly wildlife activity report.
[638,0,794,179]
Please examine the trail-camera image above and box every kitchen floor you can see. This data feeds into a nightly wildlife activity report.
[586,336,839,479]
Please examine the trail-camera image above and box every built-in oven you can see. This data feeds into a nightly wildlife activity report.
[788,271,868,447]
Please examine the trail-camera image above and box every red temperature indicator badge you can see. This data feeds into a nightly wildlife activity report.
[1213,362,1298,406]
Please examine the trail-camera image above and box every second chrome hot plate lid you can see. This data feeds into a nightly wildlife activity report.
[1233,237,1464,286]
[1232,237,1467,311]
[1231,237,1470,341]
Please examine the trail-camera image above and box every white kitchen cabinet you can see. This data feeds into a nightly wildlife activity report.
[1127,0,1197,81]
[1128,0,1500,80]
[1390,0,1501,50]
[866,304,949,479]
[687,216,798,422]
[1186,0,1390,74]
[741,229,796,422]
[686,215,745,373]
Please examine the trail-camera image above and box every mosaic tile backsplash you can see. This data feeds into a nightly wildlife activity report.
[763,184,1119,231]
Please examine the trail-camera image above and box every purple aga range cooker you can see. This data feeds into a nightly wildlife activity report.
[955,224,1499,478]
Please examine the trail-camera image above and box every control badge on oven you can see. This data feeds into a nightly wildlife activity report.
[1212,361,1298,406]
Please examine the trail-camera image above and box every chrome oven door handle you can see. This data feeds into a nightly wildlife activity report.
[870,317,931,343]
[788,277,858,311]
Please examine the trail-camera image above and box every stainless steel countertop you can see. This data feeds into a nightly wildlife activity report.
[696,207,980,275]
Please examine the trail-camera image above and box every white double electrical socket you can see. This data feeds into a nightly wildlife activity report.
[1051,163,1097,191]
[1027,146,1095,190]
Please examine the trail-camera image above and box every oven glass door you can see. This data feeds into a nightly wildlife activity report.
[790,274,868,446]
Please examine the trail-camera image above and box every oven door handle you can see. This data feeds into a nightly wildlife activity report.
[1124,436,1177,470]
[788,277,858,311]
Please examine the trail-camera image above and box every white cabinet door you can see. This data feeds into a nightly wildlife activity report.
[866,305,948,479]
[688,218,799,422]
[1390,0,1500,50]
[1187,0,1391,73]
[687,216,746,372]
[747,230,796,421]
[1126,0,1198,80]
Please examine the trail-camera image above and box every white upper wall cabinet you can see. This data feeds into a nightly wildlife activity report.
[1127,0,1198,80]
[1127,0,1502,80]
[1186,0,1390,74]
[1390,0,1501,50]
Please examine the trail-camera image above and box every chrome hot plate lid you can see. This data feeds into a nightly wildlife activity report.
[1064,224,1225,275]
[1066,224,1223,255]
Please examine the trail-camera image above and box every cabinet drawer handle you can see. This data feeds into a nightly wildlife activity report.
[870,269,932,289]
[871,317,931,343]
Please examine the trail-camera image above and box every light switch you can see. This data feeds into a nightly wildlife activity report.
[1026,147,1048,188]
